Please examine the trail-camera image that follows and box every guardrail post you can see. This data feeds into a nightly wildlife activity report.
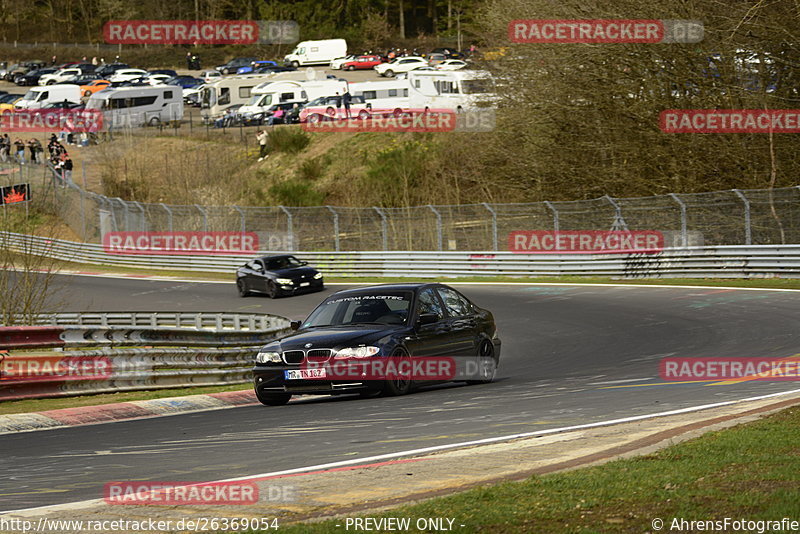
[279,206,293,251]
[233,205,246,234]
[669,193,688,248]
[482,202,498,251]
[733,189,752,245]
[160,203,173,233]
[428,205,443,251]
[326,206,340,252]
[194,204,208,232]
[373,207,388,251]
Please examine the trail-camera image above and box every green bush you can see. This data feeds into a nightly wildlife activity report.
[268,180,324,206]
[268,127,310,155]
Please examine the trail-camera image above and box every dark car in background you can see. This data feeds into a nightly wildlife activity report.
[236,60,278,74]
[15,67,58,86]
[148,69,178,77]
[252,283,501,405]
[6,61,46,81]
[95,63,130,78]
[215,57,257,75]
[165,75,203,88]
[253,65,298,74]
[236,255,324,298]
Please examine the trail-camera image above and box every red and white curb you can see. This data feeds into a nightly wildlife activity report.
[0,390,258,435]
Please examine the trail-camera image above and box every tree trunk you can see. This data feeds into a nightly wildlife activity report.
[447,0,452,31]
[399,0,405,39]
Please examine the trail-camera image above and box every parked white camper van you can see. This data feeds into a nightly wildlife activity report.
[85,85,183,127]
[348,80,410,116]
[238,78,348,118]
[284,39,347,67]
[199,72,314,119]
[15,85,82,110]
[406,70,496,111]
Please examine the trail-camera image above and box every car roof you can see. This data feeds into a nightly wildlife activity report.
[257,254,296,261]
[329,283,441,296]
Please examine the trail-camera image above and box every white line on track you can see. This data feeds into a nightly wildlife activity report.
[5,386,800,516]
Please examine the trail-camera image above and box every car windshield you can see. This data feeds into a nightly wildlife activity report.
[303,292,412,327]
[265,255,303,270]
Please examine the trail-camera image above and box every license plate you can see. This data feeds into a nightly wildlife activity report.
[300,282,310,287]
[285,368,326,380]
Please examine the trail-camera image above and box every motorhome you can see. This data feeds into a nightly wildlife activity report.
[406,70,496,111]
[199,71,317,119]
[15,85,82,109]
[284,39,347,67]
[85,85,183,128]
[347,80,410,116]
[237,77,347,117]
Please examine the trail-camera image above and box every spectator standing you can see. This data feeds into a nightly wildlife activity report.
[13,138,25,164]
[0,134,8,163]
[191,55,201,69]
[256,129,269,161]
[59,153,73,182]
[186,52,193,70]
[92,56,98,66]
[342,89,352,119]
[30,138,42,163]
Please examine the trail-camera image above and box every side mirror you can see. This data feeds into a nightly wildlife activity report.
[417,313,439,326]
[290,320,301,330]
[300,260,309,266]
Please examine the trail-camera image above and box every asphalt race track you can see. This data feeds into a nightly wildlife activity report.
[3,275,800,511]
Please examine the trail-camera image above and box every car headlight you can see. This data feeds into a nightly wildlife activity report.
[313,272,323,279]
[275,278,293,285]
[256,351,282,364]
[334,346,380,359]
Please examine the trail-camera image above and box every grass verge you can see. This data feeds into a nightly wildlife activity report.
[0,383,251,416]
[266,405,800,533]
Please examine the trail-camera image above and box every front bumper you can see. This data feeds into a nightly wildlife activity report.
[276,279,324,296]
[253,366,375,395]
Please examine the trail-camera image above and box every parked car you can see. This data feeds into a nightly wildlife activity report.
[236,255,324,299]
[6,61,46,82]
[198,70,222,83]
[237,60,278,74]
[251,283,501,405]
[299,95,370,123]
[15,67,58,86]
[252,65,297,74]
[375,57,428,77]
[148,69,177,77]
[0,93,22,112]
[426,53,447,66]
[143,73,173,85]
[108,68,149,82]
[164,75,203,89]
[435,59,468,71]
[341,55,384,71]
[431,48,464,59]
[182,83,205,106]
[330,54,359,69]
[95,63,130,78]
[215,57,257,75]
[41,100,85,110]
[81,79,112,97]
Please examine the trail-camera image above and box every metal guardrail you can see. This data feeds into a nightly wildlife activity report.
[3,232,800,279]
[0,312,291,401]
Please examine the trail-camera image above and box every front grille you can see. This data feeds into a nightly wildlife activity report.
[282,350,304,364]
[306,349,332,362]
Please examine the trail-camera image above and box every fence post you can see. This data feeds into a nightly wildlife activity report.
[326,206,340,251]
[669,193,688,248]
[544,200,560,234]
[733,189,752,245]
[482,202,498,251]
[233,205,246,234]
[373,207,388,251]
[113,197,130,231]
[159,203,173,232]
[132,201,146,232]
[194,204,208,232]
[603,195,628,231]
[279,206,293,251]
[428,205,443,251]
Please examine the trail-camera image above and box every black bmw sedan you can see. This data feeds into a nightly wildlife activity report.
[252,283,501,405]
[236,254,324,298]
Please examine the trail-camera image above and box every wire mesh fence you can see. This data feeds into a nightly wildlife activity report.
[6,162,800,251]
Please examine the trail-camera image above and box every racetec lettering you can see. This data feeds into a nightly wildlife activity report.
[661,110,800,133]
[1,356,111,381]
[660,357,800,381]
[103,232,259,255]
[102,20,299,45]
[104,481,262,505]
[508,231,664,254]
[325,295,407,304]
[0,110,103,133]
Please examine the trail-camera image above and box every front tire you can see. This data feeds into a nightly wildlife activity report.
[266,281,279,299]
[384,69,394,77]
[255,388,292,406]
[236,279,250,297]
[382,348,412,396]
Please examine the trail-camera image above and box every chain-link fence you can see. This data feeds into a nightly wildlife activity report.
[8,162,800,251]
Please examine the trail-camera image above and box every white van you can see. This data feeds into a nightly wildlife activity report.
[285,39,347,67]
[15,85,82,110]
[85,85,183,128]
[348,80,410,115]
[406,70,496,111]
[199,74,279,119]
[238,78,348,117]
